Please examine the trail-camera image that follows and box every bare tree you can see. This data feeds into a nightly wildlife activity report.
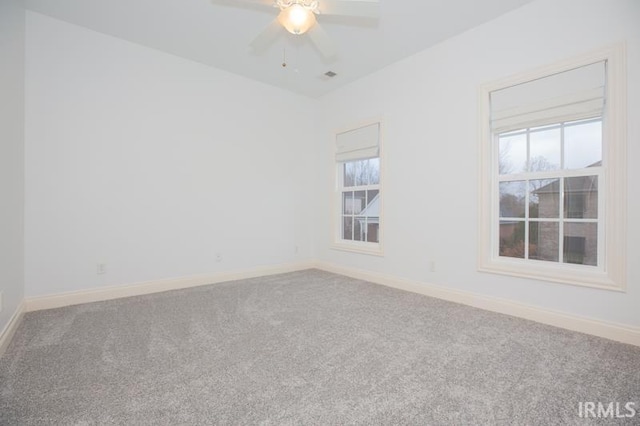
[529,155,557,174]
[498,141,513,175]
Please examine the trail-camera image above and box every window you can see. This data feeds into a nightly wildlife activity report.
[497,118,601,267]
[333,122,382,254]
[479,45,627,290]
[341,158,380,243]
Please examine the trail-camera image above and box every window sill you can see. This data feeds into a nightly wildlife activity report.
[478,256,624,292]
[331,241,384,257]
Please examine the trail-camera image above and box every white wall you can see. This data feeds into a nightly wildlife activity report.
[316,0,640,327]
[25,12,318,297]
[0,0,25,333]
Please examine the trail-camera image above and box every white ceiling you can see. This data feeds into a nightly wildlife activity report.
[24,0,535,98]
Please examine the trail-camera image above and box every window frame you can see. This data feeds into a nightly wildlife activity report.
[478,44,627,291]
[332,120,384,256]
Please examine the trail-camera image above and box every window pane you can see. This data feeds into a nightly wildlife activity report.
[353,190,366,214]
[354,160,366,186]
[367,158,380,185]
[343,162,355,187]
[529,179,559,218]
[565,176,598,219]
[365,190,380,217]
[354,217,364,241]
[564,120,602,169]
[563,223,597,266]
[530,128,561,171]
[342,216,353,240]
[499,181,526,218]
[366,189,379,206]
[529,222,559,262]
[366,222,379,243]
[499,220,525,258]
[342,191,354,214]
[499,133,526,175]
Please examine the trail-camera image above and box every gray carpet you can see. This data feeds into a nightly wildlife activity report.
[1,269,639,425]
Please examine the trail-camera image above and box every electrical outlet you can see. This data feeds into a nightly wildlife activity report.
[215,253,222,262]
[97,263,106,275]
[429,261,436,273]
[294,245,299,254]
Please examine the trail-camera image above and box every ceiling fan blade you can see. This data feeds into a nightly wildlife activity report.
[250,19,283,52]
[307,23,337,59]
[317,0,379,18]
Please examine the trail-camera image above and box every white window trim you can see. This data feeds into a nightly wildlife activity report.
[478,44,627,291]
[331,119,384,256]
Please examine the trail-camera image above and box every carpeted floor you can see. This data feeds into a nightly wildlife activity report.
[1,269,639,425]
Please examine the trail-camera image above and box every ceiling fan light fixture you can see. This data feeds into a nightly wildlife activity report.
[278,4,316,35]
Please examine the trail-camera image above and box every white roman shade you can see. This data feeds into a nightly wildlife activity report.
[490,61,606,133]
[335,122,380,162]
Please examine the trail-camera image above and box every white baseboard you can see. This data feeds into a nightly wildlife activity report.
[24,261,315,312]
[0,301,25,358]
[313,261,640,347]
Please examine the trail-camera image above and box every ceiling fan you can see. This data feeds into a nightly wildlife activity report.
[213,0,380,59]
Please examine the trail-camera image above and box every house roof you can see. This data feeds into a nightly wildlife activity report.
[359,193,380,218]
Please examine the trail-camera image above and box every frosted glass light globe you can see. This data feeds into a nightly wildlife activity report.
[278,4,316,35]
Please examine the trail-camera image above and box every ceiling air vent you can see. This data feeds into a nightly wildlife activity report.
[319,70,338,82]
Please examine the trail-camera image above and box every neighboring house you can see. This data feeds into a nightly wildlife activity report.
[533,166,599,265]
[498,161,599,264]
